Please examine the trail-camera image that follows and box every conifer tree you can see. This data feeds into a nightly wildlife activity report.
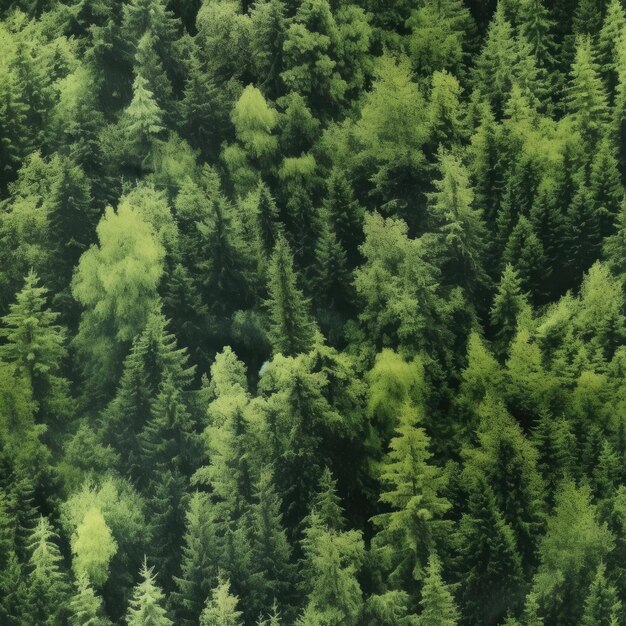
[200,577,243,626]
[490,264,531,359]
[69,575,112,626]
[604,198,626,279]
[249,469,294,611]
[324,168,363,268]
[590,137,623,238]
[456,478,523,626]
[26,516,70,626]
[518,0,556,73]
[598,0,626,95]
[573,0,606,37]
[0,270,70,422]
[266,236,316,356]
[124,73,164,171]
[372,408,450,589]
[581,563,621,626]
[503,216,546,299]
[0,550,27,626]
[256,183,281,256]
[417,554,459,626]
[126,560,173,626]
[568,35,609,149]
[428,151,489,296]
[172,492,219,626]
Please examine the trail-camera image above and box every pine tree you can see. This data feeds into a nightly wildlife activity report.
[568,35,609,150]
[417,554,459,626]
[456,478,523,626]
[69,574,112,626]
[573,0,606,37]
[490,264,531,359]
[311,467,345,531]
[200,577,243,626]
[172,493,220,626]
[26,516,70,626]
[371,409,450,589]
[126,560,173,626]
[0,550,27,626]
[518,0,556,72]
[266,236,316,356]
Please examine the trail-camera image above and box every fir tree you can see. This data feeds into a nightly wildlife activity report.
[200,577,243,626]
[503,216,546,299]
[456,479,524,626]
[172,492,219,626]
[69,575,112,626]
[590,137,623,238]
[581,563,621,626]
[26,516,70,626]
[266,236,316,356]
[490,264,531,359]
[256,183,281,256]
[126,560,173,626]
[598,0,626,96]
[417,554,459,626]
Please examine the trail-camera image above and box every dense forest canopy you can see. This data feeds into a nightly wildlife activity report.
[3,0,626,624]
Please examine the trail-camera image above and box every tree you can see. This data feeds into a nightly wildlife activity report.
[72,202,165,402]
[534,482,615,624]
[172,493,220,626]
[126,560,173,626]
[200,577,243,626]
[371,408,450,590]
[266,236,316,356]
[428,151,489,296]
[490,264,531,359]
[503,216,546,299]
[567,35,609,150]
[598,0,626,95]
[457,477,523,626]
[123,73,164,172]
[417,554,459,626]
[71,507,117,588]
[0,270,71,423]
[299,511,365,626]
[26,516,70,626]
[256,183,281,256]
[581,563,621,626]
[590,137,623,239]
[69,575,112,626]
[518,0,556,73]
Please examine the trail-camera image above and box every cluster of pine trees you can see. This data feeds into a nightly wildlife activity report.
[4,0,626,624]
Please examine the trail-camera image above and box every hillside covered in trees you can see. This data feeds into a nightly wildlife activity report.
[4,0,626,624]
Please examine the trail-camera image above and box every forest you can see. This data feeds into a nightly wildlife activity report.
[3,0,626,624]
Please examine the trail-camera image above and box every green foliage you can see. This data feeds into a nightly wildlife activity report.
[126,560,173,626]
[417,554,459,626]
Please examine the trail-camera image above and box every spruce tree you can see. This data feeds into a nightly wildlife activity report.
[503,216,546,299]
[256,183,281,256]
[456,479,524,626]
[26,516,70,626]
[490,264,531,359]
[417,554,459,626]
[568,35,609,150]
[371,408,450,590]
[0,550,27,626]
[200,577,243,626]
[126,560,173,626]
[590,137,623,238]
[69,575,112,626]
[518,0,556,73]
[266,236,316,356]
[581,563,621,626]
[598,0,626,96]
[172,492,220,626]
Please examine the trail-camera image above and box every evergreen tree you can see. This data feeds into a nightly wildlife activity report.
[126,560,173,626]
[568,35,609,149]
[518,0,556,73]
[266,236,316,356]
[172,492,219,626]
[417,554,459,626]
[590,137,623,238]
[503,216,546,299]
[490,264,531,359]
[200,577,243,626]
[580,563,621,626]
[371,408,450,590]
[456,478,524,626]
[69,575,112,626]
[26,516,70,626]
[256,183,281,256]
[598,0,626,95]
[0,550,27,626]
